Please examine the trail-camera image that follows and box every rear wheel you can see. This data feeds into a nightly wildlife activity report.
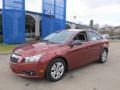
[46,58,66,82]
[99,49,108,63]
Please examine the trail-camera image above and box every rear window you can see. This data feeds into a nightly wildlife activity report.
[88,31,102,41]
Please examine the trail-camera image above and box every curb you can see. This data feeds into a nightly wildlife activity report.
[0,53,10,55]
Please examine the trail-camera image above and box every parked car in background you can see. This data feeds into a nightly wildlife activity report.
[10,29,109,82]
[110,35,120,40]
[102,34,110,39]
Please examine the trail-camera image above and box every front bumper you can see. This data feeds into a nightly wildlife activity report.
[10,62,46,79]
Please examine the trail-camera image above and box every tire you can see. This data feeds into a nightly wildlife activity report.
[46,58,66,82]
[99,49,108,63]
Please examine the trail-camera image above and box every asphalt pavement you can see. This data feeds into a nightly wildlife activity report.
[0,41,120,90]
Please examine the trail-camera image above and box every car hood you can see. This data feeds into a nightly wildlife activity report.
[13,42,65,57]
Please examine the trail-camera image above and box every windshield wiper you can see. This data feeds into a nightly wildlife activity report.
[41,40,55,44]
[41,40,49,42]
[42,39,61,44]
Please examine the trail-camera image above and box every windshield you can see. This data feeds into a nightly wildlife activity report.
[43,31,75,44]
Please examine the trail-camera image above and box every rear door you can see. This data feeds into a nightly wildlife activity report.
[86,31,103,61]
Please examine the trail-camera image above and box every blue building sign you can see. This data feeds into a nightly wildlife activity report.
[41,0,67,38]
[3,0,25,44]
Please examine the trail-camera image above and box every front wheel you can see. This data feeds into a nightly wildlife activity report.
[46,58,66,82]
[99,49,108,63]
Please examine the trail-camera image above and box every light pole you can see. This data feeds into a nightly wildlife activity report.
[73,16,76,29]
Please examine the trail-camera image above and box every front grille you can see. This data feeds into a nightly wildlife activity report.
[10,53,20,63]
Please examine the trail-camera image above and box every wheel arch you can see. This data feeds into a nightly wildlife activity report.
[47,56,69,72]
[103,47,108,53]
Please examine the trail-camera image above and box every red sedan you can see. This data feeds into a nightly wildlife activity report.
[10,29,109,82]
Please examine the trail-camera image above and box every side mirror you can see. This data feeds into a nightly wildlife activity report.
[70,40,82,47]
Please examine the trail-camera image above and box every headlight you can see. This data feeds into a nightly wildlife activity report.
[11,53,21,59]
[24,54,44,63]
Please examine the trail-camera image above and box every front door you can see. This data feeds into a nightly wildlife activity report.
[66,32,92,69]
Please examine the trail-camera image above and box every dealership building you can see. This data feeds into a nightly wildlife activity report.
[0,9,89,42]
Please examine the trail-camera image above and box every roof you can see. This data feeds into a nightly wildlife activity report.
[67,29,98,33]
[68,29,86,31]
[68,29,92,32]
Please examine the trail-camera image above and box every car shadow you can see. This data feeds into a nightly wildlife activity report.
[16,61,100,83]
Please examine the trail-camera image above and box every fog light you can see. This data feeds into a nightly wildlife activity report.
[23,71,36,76]
[29,72,34,76]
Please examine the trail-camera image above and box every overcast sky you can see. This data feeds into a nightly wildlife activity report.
[0,0,120,26]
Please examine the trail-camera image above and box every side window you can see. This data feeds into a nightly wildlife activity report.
[88,31,102,41]
[74,32,87,42]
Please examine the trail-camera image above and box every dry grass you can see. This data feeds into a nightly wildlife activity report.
[0,44,17,55]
